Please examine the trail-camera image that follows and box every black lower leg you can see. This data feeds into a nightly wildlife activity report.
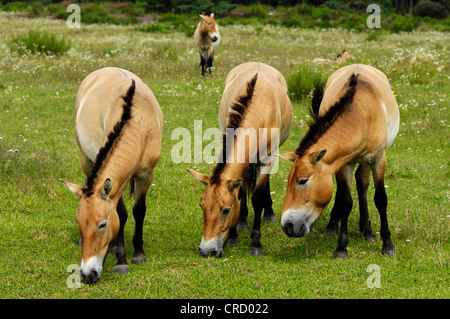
[325,178,347,235]
[356,164,375,241]
[237,184,248,230]
[263,179,276,222]
[375,185,395,256]
[333,189,353,258]
[132,196,147,264]
[249,188,264,256]
[208,57,213,74]
[200,56,206,75]
[114,197,129,273]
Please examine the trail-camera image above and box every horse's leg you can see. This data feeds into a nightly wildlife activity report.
[370,153,395,256]
[324,173,345,235]
[356,163,375,241]
[237,182,248,230]
[208,48,214,74]
[248,173,269,256]
[262,178,276,222]
[114,196,129,274]
[200,54,206,76]
[333,163,355,259]
[131,171,153,265]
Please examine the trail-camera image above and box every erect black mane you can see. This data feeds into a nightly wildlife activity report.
[210,73,258,185]
[295,73,358,158]
[82,79,136,196]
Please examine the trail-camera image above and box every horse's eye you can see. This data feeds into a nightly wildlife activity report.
[298,178,309,186]
[207,22,211,26]
[98,221,108,231]
[221,207,231,216]
[199,203,203,209]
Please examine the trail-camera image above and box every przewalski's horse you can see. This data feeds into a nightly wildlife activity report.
[194,13,220,76]
[188,62,293,257]
[279,64,399,258]
[61,67,163,283]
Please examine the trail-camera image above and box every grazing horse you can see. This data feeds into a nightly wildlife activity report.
[279,64,399,258]
[61,67,163,283]
[194,13,220,76]
[312,50,353,65]
[188,62,293,257]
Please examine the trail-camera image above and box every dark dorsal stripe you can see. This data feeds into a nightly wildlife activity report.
[210,73,258,185]
[83,79,136,196]
[295,73,358,158]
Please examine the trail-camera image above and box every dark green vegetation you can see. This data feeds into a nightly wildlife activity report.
[0,7,448,298]
[0,1,449,33]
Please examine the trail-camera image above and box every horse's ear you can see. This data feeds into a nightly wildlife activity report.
[309,149,327,165]
[187,169,210,186]
[210,13,214,19]
[60,179,83,199]
[277,152,297,162]
[98,178,112,201]
[199,14,205,19]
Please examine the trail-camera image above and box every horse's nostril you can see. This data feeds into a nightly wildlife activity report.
[284,222,294,237]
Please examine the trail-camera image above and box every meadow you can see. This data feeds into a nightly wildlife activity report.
[0,11,448,299]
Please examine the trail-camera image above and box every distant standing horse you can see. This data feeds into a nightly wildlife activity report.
[61,67,163,283]
[194,13,220,76]
[279,64,399,258]
[188,62,293,257]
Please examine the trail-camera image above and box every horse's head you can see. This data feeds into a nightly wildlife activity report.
[61,178,120,284]
[199,13,219,43]
[187,169,242,258]
[279,150,334,237]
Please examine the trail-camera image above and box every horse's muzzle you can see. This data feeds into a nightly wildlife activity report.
[80,268,100,284]
[210,33,218,43]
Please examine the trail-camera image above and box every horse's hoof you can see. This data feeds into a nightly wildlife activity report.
[364,234,376,242]
[263,214,276,223]
[131,254,147,265]
[248,247,263,256]
[381,246,396,257]
[236,222,247,230]
[226,236,238,245]
[333,250,348,259]
[114,264,129,275]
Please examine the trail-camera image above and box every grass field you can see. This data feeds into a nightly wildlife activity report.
[0,11,448,299]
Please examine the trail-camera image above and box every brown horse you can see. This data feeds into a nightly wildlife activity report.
[188,62,293,257]
[61,67,163,283]
[194,13,220,76]
[279,64,399,258]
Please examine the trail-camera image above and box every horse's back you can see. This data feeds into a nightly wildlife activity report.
[220,62,292,143]
[75,67,163,162]
[322,64,399,148]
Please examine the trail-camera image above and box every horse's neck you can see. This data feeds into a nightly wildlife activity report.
[312,115,365,174]
[94,129,140,200]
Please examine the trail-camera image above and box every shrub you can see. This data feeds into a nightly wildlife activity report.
[413,0,448,19]
[9,30,72,56]
[287,64,324,101]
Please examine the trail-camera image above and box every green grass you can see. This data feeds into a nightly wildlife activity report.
[0,13,448,299]
[287,63,325,101]
[9,30,72,55]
